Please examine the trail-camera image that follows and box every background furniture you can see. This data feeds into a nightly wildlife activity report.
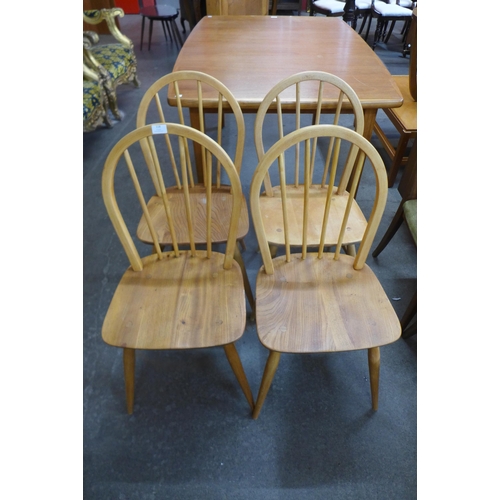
[83,7,140,119]
[83,61,113,132]
[135,71,255,314]
[372,139,416,338]
[138,0,184,50]
[206,0,268,15]
[250,124,401,419]
[172,16,403,173]
[373,75,416,187]
[362,0,414,49]
[102,123,254,415]
[271,0,302,15]
[84,0,119,33]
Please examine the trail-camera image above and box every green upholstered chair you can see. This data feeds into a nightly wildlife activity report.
[83,8,140,119]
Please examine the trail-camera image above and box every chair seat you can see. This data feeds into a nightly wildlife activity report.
[373,1,412,16]
[259,185,367,247]
[256,253,401,353]
[312,0,346,14]
[91,44,136,80]
[388,75,417,132]
[136,186,249,245]
[102,252,245,350]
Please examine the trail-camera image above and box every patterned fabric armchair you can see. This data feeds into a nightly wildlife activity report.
[83,60,112,133]
[83,8,140,119]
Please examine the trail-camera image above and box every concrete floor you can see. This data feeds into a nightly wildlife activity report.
[83,7,416,499]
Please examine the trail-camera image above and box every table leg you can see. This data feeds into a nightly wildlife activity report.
[189,107,204,182]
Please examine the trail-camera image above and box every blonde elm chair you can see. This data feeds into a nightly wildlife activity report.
[250,124,401,418]
[102,123,254,414]
[254,71,366,258]
[135,71,254,316]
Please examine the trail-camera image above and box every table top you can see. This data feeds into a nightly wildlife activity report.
[171,15,403,111]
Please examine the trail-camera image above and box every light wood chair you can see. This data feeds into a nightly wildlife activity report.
[250,124,401,419]
[254,71,366,257]
[136,71,254,315]
[372,139,416,338]
[373,75,416,187]
[102,123,254,415]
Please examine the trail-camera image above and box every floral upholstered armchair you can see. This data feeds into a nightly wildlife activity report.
[83,59,113,133]
[83,8,140,120]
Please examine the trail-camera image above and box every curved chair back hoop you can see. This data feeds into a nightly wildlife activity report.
[250,125,388,275]
[254,71,365,196]
[103,123,243,272]
[136,71,246,194]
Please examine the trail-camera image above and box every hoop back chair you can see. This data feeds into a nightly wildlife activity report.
[135,71,254,314]
[102,123,254,414]
[254,71,366,257]
[250,125,401,419]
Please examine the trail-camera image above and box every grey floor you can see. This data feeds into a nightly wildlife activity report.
[84,7,417,499]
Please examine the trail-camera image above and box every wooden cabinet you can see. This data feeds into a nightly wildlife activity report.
[206,0,268,15]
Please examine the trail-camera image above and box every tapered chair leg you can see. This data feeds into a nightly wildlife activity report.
[234,244,255,319]
[253,351,281,419]
[344,243,356,256]
[387,134,411,187]
[148,19,154,50]
[368,347,380,410]
[401,290,417,333]
[123,348,135,414]
[140,16,146,50]
[372,204,405,257]
[223,343,254,411]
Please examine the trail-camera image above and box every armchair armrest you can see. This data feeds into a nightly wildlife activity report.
[83,8,132,49]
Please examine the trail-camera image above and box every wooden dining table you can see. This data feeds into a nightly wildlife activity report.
[171,15,403,178]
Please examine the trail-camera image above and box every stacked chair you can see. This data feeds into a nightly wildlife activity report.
[361,0,415,50]
[83,8,140,129]
[100,71,401,417]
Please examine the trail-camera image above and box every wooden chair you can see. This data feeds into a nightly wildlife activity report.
[102,123,254,415]
[372,139,416,338]
[250,124,401,419]
[362,0,414,49]
[254,71,366,257]
[83,8,140,115]
[138,0,184,50]
[135,71,254,315]
[309,0,371,31]
[373,75,416,187]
